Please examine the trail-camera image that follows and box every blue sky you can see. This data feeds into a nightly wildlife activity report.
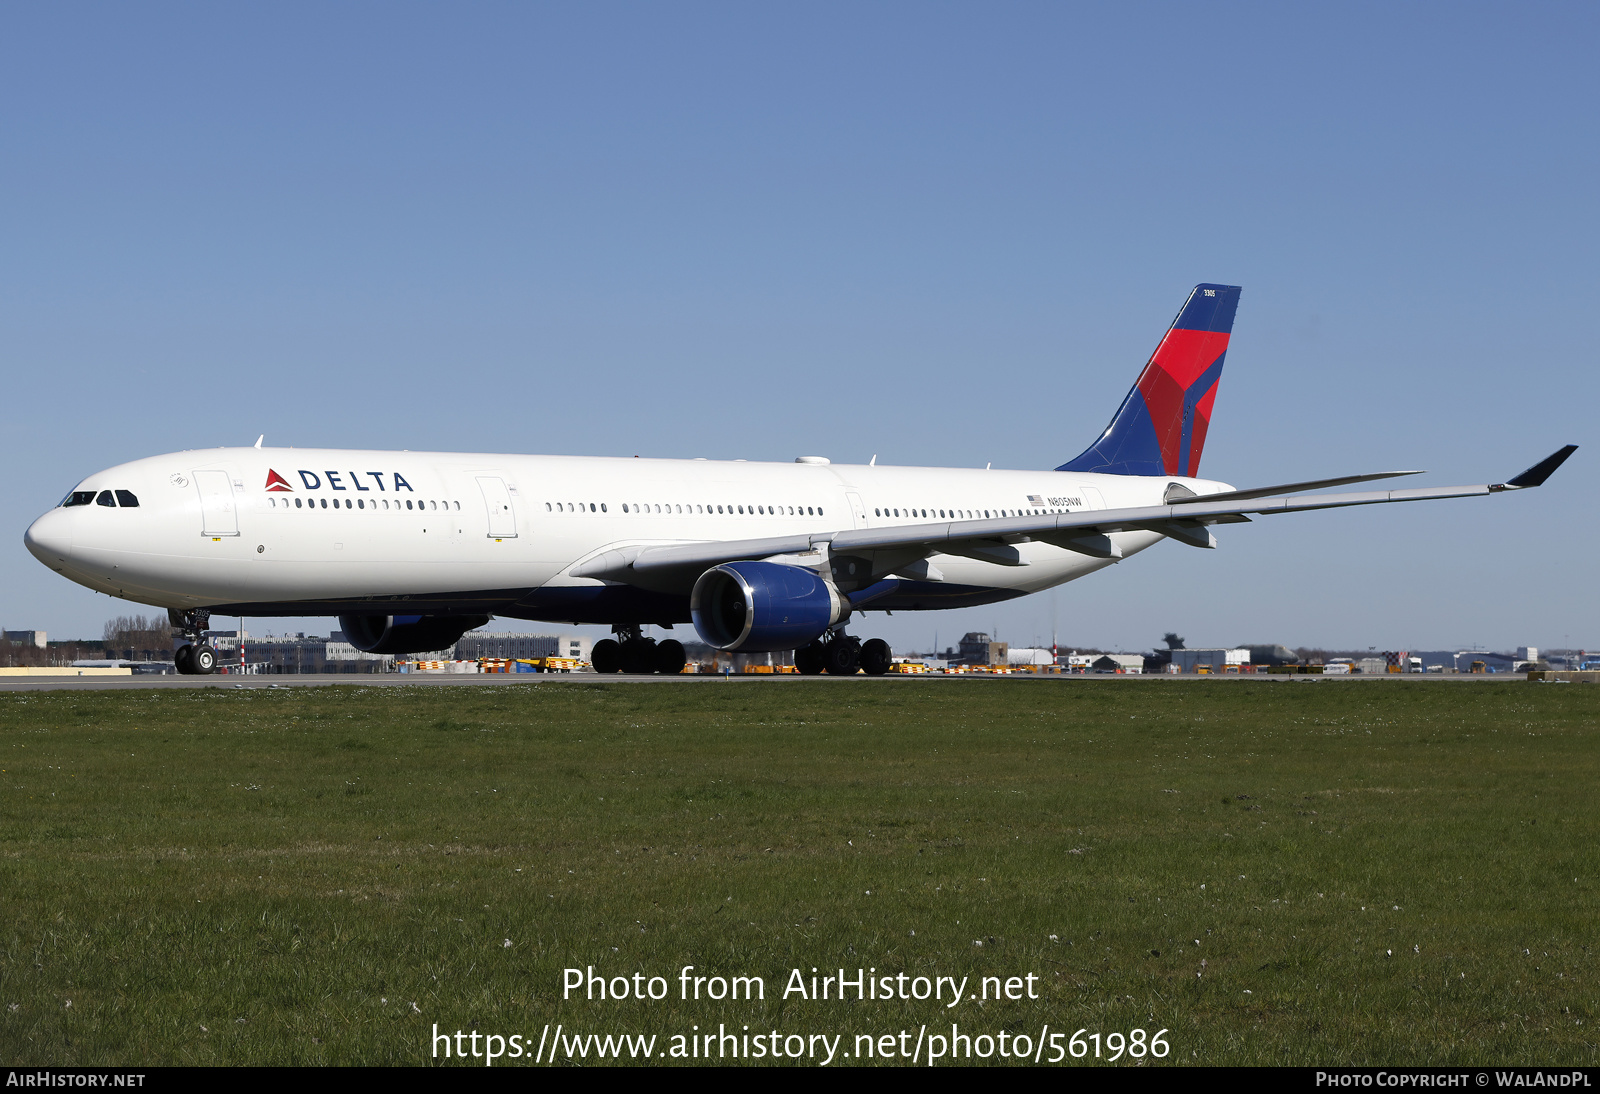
[4,2,1594,653]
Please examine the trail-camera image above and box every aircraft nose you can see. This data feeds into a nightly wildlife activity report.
[24,508,74,567]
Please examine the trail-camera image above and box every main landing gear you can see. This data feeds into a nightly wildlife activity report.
[169,608,217,675]
[591,625,687,675]
[795,633,892,676]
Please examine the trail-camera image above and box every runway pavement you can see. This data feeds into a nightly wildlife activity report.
[0,671,1534,692]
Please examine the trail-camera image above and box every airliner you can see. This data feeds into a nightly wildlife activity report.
[23,285,1575,676]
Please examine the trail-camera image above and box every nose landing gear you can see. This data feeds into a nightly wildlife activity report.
[168,608,217,675]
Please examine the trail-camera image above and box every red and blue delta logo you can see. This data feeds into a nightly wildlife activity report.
[265,469,293,492]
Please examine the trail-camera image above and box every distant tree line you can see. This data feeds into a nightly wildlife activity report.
[0,613,176,667]
[101,614,173,662]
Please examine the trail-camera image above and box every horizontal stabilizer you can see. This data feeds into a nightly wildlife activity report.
[1170,469,1424,506]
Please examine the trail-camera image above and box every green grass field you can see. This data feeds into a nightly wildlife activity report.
[1,679,1595,1066]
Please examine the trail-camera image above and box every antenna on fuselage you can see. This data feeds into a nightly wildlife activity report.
[254,435,264,448]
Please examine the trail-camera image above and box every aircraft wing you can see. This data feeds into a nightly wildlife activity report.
[570,446,1576,587]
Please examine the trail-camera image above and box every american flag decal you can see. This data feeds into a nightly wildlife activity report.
[1027,495,1044,506]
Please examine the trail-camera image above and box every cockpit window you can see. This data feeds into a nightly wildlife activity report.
[62,491,96,507]
[115,490,139,507]
[96,490,116,507]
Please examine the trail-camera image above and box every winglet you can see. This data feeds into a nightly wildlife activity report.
[1497,445,1577,490]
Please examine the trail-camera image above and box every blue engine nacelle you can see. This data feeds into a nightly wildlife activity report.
[338,613,490,655]
[690,561,845,652]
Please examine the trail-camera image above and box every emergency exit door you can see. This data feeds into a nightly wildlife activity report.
[476,476,518,538]
[194,470,239,536]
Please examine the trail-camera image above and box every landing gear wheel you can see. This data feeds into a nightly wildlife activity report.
[620,638,656,674]
[174,645,194,675]
[860,638,892,676]
[591,639,622,674]
[654,639,687,675]
[823,636,861,676]
[794,641,825,675]
[191,643,217,675]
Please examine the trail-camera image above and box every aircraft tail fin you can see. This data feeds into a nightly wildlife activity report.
[1058,284,1241,477]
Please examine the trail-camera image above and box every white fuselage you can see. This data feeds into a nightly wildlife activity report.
[24,447,1231,622]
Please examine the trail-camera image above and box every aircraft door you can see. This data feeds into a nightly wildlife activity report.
[194,470,239,536]
[476,476,518,539]
[845,491,868,528]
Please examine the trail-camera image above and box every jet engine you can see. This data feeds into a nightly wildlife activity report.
[338,613,490,655]
[690,561,846,652]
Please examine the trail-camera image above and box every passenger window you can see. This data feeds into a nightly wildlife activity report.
[406,500,413,510]
[295,498,303,509]
[358,499,364,509]
[115,490,139,507]
[96,490,116,507]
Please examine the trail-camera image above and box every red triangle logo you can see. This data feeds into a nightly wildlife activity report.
[265,469,293,492]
